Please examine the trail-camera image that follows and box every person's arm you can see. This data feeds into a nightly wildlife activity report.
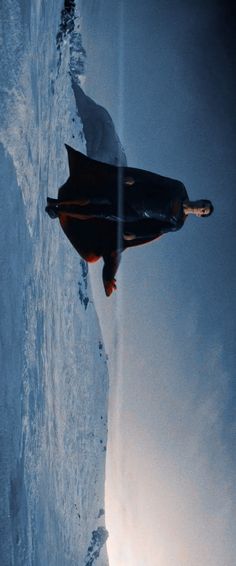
[124,219,164,241]
[102,251,121,297]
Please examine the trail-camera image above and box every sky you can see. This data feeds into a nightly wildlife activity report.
[80,1,236,564]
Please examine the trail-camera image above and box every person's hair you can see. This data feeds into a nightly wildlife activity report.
[201,200,214,217]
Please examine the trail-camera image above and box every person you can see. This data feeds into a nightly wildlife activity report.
[46,145,214,297]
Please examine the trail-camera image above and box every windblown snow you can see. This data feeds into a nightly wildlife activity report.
[0,1,109,564]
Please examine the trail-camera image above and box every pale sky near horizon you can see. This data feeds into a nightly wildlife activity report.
[81,1,236,564]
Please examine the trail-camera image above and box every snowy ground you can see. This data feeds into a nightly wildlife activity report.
[0,2,109,564]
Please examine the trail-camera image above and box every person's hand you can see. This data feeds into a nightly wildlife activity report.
[124,176,135,186]
[103,278,117,297]
[123,232,136,241]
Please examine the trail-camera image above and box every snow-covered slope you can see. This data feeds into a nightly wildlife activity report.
[0,1,109,564]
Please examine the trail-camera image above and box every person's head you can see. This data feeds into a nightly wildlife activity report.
[191,199,214,217]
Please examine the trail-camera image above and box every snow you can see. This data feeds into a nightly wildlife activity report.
[0,1,109,564]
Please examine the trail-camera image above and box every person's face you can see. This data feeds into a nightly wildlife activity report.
[194,200,211,217]
[196,205,211,217]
